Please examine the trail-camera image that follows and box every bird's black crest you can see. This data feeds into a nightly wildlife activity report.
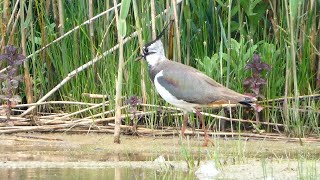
[143,20,174,48]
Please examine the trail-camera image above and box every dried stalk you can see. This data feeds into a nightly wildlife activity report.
[0,116,28,121]
[8,10,20,44]
[20,0,34,107]
[88,0,96,59]
[3,101,99,109]
[82,93,108,99]
[171,0,181,62]
[310,0,316,73]
[52,0,59,28]
[317,14,320,88]
[269,0,279,41]
[139,103,285,127]
[1,0,10,49]
[6,0,20,33]
[80,105,129,120]
[226,0,232,88]
[53,102,107,120]
[113,0,124,144]
[20,31,139,116]
[287,0,300,121]
[45,0,51,13]
[0,112,154,134]
[186,19,190,65]
[57,0,65,35]
[53,129,115,133]
[150,0,157,39]
[15,134,63,141]
[168,21,174,60]
[261,94,320,103]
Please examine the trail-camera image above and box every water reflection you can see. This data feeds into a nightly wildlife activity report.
[0,167,191,180]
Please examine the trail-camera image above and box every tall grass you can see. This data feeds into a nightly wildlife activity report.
[0,0,319,136]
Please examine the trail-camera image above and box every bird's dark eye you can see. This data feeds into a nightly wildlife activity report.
[143,48,148,54]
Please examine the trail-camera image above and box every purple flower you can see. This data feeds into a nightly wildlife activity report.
[245,54,271,73]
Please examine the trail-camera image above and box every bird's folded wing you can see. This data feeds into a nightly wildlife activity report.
[156,67,244,105]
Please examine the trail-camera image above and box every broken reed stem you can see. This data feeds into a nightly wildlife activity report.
[287,0,300,122]
[0,111,154,134]
[8,9,20,44]
[20,31,139,117]
[88,0,95,60]
[82,93,108,99]
[6,0,20,33]
[261,94,320,103]
[263,105,320,114]
[113,0,124,144]
[52,0,58,26]
[150,0,157,40]
[80,105,129,120]
[171,0,181,62]
[139,103,285,127]
[226,0,232,88]
[1,0,10,49]
[54,102,108,120]
[186,19,191,65]
[20,0,34,107]
[317,15,320,88]
[3,101,99,108]
[57,0,65,35]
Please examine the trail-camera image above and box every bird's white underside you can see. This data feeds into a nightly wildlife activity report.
[154,70,197,112]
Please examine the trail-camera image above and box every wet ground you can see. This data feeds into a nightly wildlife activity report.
[0,133,319,179]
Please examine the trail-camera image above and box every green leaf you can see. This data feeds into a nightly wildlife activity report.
[215,0,227,7]
[34,37,42,45]
[289,0,299,20]
[120,0,132,20]
[183,0,191,20]
[119,0,131,37]
[23,15,32,29]
[230,38,240,53]
[119,19,127,38]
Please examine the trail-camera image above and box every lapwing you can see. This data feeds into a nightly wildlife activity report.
[139,29,259,146]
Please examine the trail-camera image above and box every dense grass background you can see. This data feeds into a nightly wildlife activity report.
[0,0,319,136]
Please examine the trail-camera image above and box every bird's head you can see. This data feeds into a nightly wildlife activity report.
[141,39,165,66]
[136,20,173,66]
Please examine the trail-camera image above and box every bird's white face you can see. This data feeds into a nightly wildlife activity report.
[142,39,165,67]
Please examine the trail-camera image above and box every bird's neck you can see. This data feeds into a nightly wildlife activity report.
[145,53,166,67]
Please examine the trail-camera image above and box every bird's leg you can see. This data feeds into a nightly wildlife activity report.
[181,113,189,137]
[195,110,210,146]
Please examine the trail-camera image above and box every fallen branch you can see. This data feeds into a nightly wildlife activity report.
[261,94,320,104]
[1,101,99,109]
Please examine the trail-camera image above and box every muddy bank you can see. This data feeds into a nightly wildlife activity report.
[0,133,319,161]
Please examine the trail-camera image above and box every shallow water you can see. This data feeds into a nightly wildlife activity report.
[0,133,319,179]
[0,167,189,180]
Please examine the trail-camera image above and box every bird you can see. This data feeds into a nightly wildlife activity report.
[139,29,259,146]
